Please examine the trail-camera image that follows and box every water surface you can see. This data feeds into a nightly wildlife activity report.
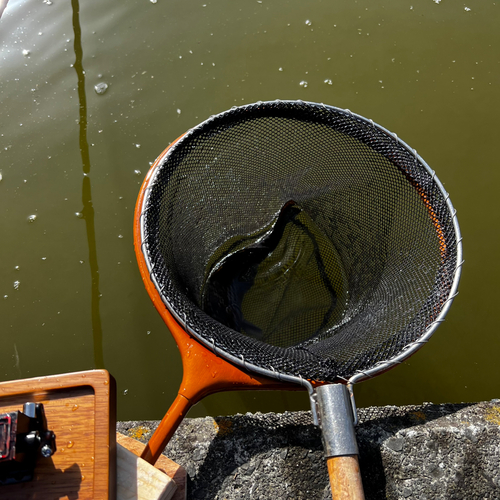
[0,0,498,420]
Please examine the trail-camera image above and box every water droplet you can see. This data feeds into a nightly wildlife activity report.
[278,67,283,72]
[0,173,2,181]
[299,80,308,88]
[118,234,124,239]
[27,214,37,223]
[150,0,157,3]
[13,281,20,290]
[43,0,53,5]
[305,19,312,26]
[75,212,84,218]
[177,109,181,115]
[123,389,128,395]
[22,49,30,57]
[4,295,8,299]
[135,144,141,148]
[67,441,74,448]
[147,331,151,335]
[464,6,471,11]
[324,79,333,85]
[14,266,20,270]
[134,170,141,176]
[72,404,79,411]
[94,82,108,95]
[81,475,85,481]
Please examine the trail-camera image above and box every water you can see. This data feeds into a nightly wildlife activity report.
[0,0,498,421]
[202,200,347,347]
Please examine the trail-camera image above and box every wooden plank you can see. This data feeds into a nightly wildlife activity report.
[116,433,186,500]
[0,370,116,500]
[116,443,176,500]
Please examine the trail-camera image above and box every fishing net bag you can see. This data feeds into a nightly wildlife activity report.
[139,100,461,383]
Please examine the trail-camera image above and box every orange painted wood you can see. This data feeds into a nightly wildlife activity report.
[116,433,186,500]
[134,142,305,465]
[327,455,365,500]
[0,370,116,500]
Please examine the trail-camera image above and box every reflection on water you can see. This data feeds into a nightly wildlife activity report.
[70,0,104,368]
[0,0,499,420]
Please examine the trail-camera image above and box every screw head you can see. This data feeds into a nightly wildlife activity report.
[41,444,53,458]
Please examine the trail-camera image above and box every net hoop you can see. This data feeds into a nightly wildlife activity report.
[137,100,463,385]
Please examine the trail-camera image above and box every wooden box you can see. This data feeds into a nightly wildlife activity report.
[0,370,116,500]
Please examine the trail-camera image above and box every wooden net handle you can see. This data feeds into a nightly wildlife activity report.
[327,455,365,500]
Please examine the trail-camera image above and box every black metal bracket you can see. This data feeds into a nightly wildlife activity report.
[0,403,57,485]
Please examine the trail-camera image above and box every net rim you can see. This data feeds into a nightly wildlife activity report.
[137,99,463,385]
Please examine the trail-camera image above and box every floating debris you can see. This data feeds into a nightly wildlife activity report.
[94,82,108,95]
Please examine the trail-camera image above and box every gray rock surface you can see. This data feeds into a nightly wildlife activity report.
[117,400,500,499]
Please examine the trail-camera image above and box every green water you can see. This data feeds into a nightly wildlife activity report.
[0,0,498,420]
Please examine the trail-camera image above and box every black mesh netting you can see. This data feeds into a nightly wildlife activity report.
[140,100,459,382]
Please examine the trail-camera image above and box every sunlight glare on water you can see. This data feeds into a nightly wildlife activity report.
[0,0,498,420]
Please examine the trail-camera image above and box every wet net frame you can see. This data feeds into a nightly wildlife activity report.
[138,100,462,391]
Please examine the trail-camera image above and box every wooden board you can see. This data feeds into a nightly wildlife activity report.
[0,370,116,500]
[116,433,186,500]
[116,442,176,500]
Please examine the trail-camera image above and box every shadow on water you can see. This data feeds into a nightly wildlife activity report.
[71,0,104,369]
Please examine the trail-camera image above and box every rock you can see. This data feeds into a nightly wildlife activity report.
[117,401,500,499]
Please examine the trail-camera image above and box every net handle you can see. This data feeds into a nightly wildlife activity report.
[327,456,365,500]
